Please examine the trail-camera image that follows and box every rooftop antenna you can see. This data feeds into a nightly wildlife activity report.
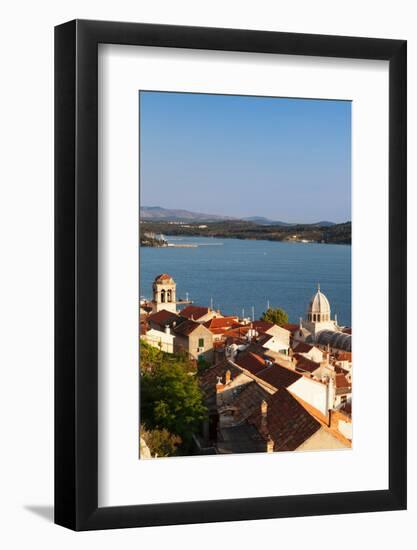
[267,299,270,310]
[252,306,255,322]
[242,308,245,319]
[210,297,213,309]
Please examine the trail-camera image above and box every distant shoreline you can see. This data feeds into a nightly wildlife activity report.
[140,220,352,246]
[141,235,351,247]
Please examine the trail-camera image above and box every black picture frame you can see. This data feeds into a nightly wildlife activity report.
[55,19,407,531]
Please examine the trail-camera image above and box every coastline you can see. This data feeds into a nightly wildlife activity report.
[141,234,351,247]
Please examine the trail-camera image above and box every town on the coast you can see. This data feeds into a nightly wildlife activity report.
[139,273,352,458]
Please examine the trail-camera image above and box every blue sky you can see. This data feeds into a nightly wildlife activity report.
[140,91,351,223]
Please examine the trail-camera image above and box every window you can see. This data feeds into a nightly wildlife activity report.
[198,338,204,348]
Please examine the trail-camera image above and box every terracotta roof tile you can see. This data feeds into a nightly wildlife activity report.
[204,316,239,330]
[252,320,274,333]
[179,305,210,320]
[147,309,180,327]
[234,351,267,375]
[282,323,300,333]
[293,353,321,373]
[225,326,251,339]
[228,382,270,423]
[248,389,321,451]
[198,360,242,406]
[172,319,201,336]
[256,365,301,389]
[335,351,352,362]
[335,373,351,394]
[293,341,315,354]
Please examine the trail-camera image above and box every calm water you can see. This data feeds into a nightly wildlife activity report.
[140,236,351,327]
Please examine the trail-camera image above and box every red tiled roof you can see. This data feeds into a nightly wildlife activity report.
[204,316,239,330]
[225,326,251,338]
[210,328,229,335]
[180,305,210,320]
[335,373,351,394]
[252,320,274,333]
[172,319,201,336]
[234,351,266,375]
[333,365,346,374]
[225,335,248,347]
[282,323,300,333]
[293,353,321,373]
[256,365,301,389]
[293,342,315,354]
[147,309,180,327]
[198,360,242,400]
[335,351,352,362]
[248,389,321,451]
[213,341,226,349]
[227,382,269,423]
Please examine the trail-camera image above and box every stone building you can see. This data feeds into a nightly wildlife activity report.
[142,327,175,353]
[173,320,214,362]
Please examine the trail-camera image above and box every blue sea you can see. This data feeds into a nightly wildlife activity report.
[140,236,351,327]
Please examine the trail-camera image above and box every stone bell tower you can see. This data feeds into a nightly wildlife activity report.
[151,273,177,313]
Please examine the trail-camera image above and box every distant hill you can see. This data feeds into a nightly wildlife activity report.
[140,206,236,222]
[313,221,336,227]
[243,216,336,227]
[242,216,293,226]
[141,206,336,226]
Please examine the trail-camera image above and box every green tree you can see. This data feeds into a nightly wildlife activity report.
[140,425,182,457]
[140,339,196,374]
[261,307,289,326]
[140,361,207,443]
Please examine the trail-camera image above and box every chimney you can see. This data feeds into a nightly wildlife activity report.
[225,369,231,384]
[326,376,335,413]
[261,400,268,434]
[165,325,170,335]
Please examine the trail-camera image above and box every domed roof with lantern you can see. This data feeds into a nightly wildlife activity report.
[308,284,331,317]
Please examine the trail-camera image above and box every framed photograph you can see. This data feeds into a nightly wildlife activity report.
[55,20,407,530]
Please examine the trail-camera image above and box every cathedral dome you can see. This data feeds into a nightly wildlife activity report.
[307,285,331,322]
